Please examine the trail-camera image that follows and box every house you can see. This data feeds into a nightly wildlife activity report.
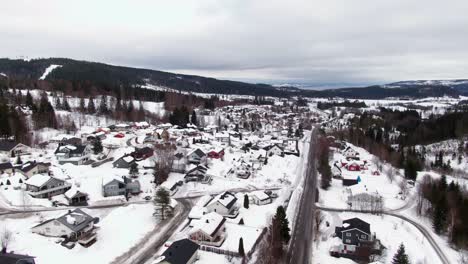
[346,162,361,171]
[102,178,126,197]
[172,152,186,173]
[251,191,272,205]
[112,154,136,169]
[187,149,207,165]
[64,187,89,206]
[206,191,238,217]
[0,141,31,157]
[31,209,99,247]
[331,217,381,261]
[185,165,208,183]
[342,174,359,186]
[159,239,199,264]
[134,121,150,129]
[343,146,359,159]
[131,147,154,160]
[102,176,141,197]
[25,175,71,198]
[263,144,284,157]
[207,148,224,159]
[54,144,92,165]
[0,162,14,175]
[16,161,51,178]
[214,133,230,144]
[0,252,35,264]
[58,137,82,146]
[189,212,226,247]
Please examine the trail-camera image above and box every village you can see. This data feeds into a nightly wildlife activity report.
[0,102,315,264]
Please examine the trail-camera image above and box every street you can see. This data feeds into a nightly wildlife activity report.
[285,128,318,264]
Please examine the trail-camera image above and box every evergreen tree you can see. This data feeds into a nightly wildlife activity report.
[79,97,86,112]
[433,198,447,234]
[392,243,410,264]
[238,237,245,256]
[243,194,249,209]
[87,97,96,114]
[191,110,197,125]
[93,139,103,154]
[154,188,171,220]
[54,95,62,110]
[98,95,108,114]
[62,95,71,111]
[15,155,22,165]
[129,162,139,177]
[275,206,291,243]
[25,91,35,111]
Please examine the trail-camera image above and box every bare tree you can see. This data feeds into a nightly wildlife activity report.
[153,144,175,184]
[313,210,325,242]
[0,227,13,253]
[399,178,409,199]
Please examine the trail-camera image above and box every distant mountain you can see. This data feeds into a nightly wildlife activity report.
[0,58,464,99]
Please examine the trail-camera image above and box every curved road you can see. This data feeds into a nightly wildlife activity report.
[316,206,451,264]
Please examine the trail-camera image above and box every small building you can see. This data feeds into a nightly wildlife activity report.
[207,148,224,159]
[64,187,89,206]
[187,149,207,165]
[0,162,14,175]
[17,161,51,178]
[263,144,284,157]
[159,239,199,264]
[206,191,238,217]
[251,191,272,205]
[25,175,71,198]
[342,174,359,186]
[54,144,92,165]
[343,146,359,159]
[189,212,226,247]
[132,147,154,160]
[0,252,36,264]
[102,178,126,197]
[185,165,208,183]
[113,155,136,169]
[31,209,99,247]
[0,141,31,157]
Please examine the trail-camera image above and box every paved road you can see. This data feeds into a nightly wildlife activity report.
[112,198,193,264]
[317,206,451,264]
[285,128,318,264]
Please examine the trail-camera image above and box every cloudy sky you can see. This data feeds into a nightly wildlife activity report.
[1,0,468,87]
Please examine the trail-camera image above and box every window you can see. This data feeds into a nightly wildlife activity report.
[361,235,366,239]
[346,233,351,237]
[345,239,351,243]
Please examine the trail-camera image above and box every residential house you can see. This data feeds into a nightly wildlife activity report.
[112,155,136,169]
[64,187,89,206]
[251,191,272,205]
[54,144,92,165]
[207,148,224,159]
[131,147,154,160]
[25,175,71,198]
[17,161,50,178]
[189,212,226,247]
[185,165,209,183]
[0,252,35,264]
[0,141,31,157]
[263,144,284,157]
[342,174,359,186]
[343,146,359,159]
[159,239,199,264]
[0,162,14,175]
[187,149,207,165]
[31,209,99,247]
[102,178,126,197]
[206,191,238,217]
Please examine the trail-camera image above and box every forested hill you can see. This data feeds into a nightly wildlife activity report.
[0,58,463,99]
[0,58,298,97]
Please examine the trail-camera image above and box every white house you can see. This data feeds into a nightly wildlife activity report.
[251,191,272,205]
[206,191,238,217]
[263,144,284,157]
[187,149,207,165]
[189,212,226,247]
[0,141,31,157]
[343,146,359,159]
[54,144,92,165]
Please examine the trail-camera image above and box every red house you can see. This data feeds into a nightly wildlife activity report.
[208,148,225,159]
[346,162,361,171]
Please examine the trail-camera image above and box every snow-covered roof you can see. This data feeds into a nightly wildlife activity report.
[25,174,51,187]
[209,191,237,209]
[251,191,270,201]
[191,212,225,237]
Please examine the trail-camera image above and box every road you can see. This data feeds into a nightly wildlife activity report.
[316,206,451,264]
[111,198,193,264]
[284,128,318,264]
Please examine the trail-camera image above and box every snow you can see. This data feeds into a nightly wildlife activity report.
[39,64,62,80]
[25,174,51,187]
[191,212,224,236]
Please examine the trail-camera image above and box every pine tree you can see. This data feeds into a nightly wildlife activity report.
[15,155,22,165]
[99,95,108,114]
[93,139,103,154]
[243,194,249,209]
[392,243,410,264]
[87,97,96,114]
[25,91,35,111]
[154,188,171,220]
[433,198,447,234]
[191,110,197,126]
[238,237,245,256]
[275,206,291,243]
[62,95,71,111]
[79,97,86,112]
[129,162,139,177]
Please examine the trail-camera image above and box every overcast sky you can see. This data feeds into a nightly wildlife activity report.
[1,0,468,87]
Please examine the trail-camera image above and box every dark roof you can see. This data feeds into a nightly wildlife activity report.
[162,239,199,264]
[34,209,97,232]
[134,147,153,155]
[186,165,208,175]
[0,252,35,264]
[219,191,237,209]
[340,217,371,235]
[54,144,87,155]
[17,161,50,173]
[0,162,13,170]
[174,152,184,159]
[263,144,284,151]
[0,141,19,152]
[191,148,206,157]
